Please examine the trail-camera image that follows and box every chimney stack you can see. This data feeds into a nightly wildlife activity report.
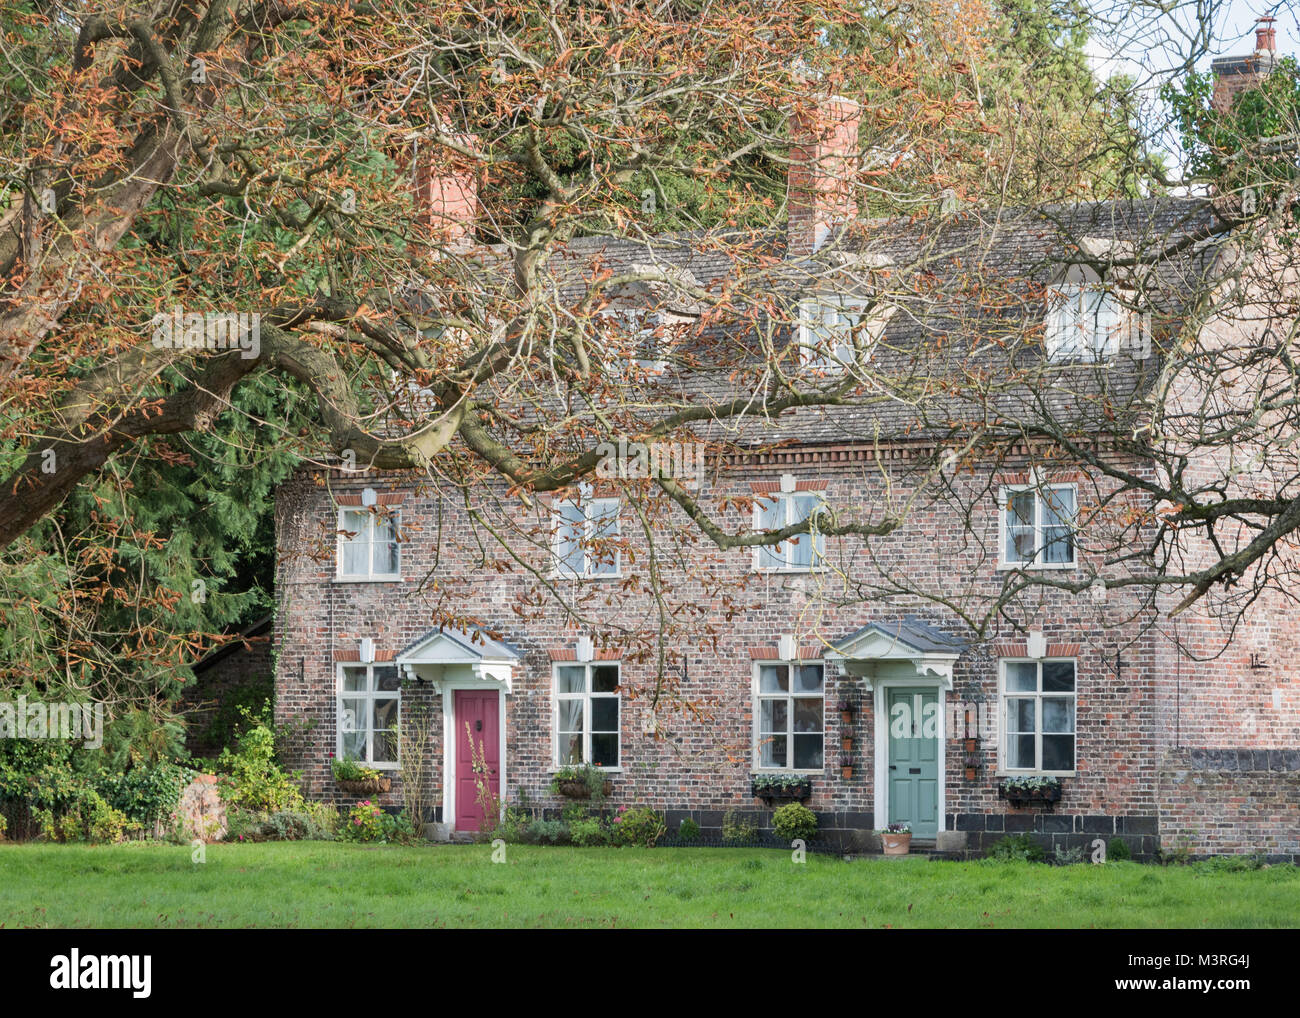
[412,133,480,251]
[787,96,861,256]
[1211,17,1279,113]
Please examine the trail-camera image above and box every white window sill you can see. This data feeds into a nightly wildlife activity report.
[752,566,826,575]
[751,768,825,775]
[550,572,624,581]
[996,561,1076,572]
[996,771,1076,779]
[548,766,623,774]
[336,762,400,772]
[334,575,405,583]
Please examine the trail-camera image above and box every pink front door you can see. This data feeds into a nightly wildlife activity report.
[454,690,500,831]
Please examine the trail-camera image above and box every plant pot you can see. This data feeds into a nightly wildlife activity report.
[556,779,614,799]
[839,710,854,725]
[881,832,912,856]
[337,776,392,795]
[963,738,978,753]
[840,766,853,780]
[964,767,978,781]
[840,737,853,753]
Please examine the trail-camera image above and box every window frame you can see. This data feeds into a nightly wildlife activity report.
[797,296,875,371]
[752,490,827,572]
[752,659,827,772]
[997,482,1077,571]
[335,505,403,581]
[551,661,622,770]
[550,492,622,579]
[336,661,402,770]
[998,658,1077,777]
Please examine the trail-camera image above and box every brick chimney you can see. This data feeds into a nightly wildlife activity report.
[787,96,861,256]
[1211,16,1278,114]
[412,134,480,250]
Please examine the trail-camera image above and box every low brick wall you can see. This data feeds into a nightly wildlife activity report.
[1158,749,1300,862]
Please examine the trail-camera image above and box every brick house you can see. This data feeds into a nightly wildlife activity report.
[273,31,1300,859]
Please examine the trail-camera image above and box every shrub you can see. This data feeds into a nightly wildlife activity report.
[258,810,333,841]
[611,806,666,847]
[498,804,532,843]
[380,809,420,845]
[986,834,1047,862]
[570,818,608,846]
[772,802,818,842]
[215,708,304,813]
[523,819,569,845]
[1107,837,1132,861]
[1054,844,1086,865]
[340,801,386,842]
[96,762,194,830]
[38,789,134,844]
[722,808,758,845]
[0,811,6,840]
[678,818,701,841]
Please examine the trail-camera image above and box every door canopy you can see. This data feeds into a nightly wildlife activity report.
[824,616,966,689]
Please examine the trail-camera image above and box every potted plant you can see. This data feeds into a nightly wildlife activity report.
[963,750,982,781]
[840,735,854,753]
[998,775,1063,808]
[750,773,813,802]
[837,699,854,725]
[880,822,912,855]
[550,762,613,799]
[332,757,392,795]
[839,755,853,780]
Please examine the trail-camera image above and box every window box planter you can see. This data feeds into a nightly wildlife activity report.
[337,776,392,796]
[555,779,614,799]
[998,778,1062,808]
[750,777,812,802]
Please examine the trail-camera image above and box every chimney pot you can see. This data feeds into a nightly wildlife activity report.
[1256,15,1277,53]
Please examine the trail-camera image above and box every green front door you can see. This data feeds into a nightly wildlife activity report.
[887,688,940,839]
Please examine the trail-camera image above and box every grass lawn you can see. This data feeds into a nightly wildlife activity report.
[1,841,1297,928]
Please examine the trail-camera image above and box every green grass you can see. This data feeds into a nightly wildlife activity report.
[1,842,1297,928]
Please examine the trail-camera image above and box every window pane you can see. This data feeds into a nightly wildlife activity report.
[759,664,789,694]
[372,696,398,734]
[556,666,585,695]
[760,698,788,734]
[591,697,618,732]
[793,664,823,693]
[556,699,584,734]
[588,500,620,576]
[1007,697,1035,733]
[591,665,619,693]
[792,733,824,769]
[1042,661,1075,692]
[1042,697,1075,734]
[558,733,583,764]
[1042,526,1074,563]
[342,667,368,692]
[756,498,784,569]
[342,536,369,575]
[340,698,364,734]
[342,731,366,759]
[1008,734,1036,769]
[1042,734,1074,771]
[590,733,618,768]
[761,734,787,768]
[1008,490,1035,527]
[554,503,585,573]
[792,697,823,734]
[374,666,400,693]
[372,725,398,764]
[1006,663,1038,693]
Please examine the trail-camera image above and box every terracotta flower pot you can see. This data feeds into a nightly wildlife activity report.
[840,737,853,753]
[839,710,853,725]
[881,832,912,856]
[963,738,978,753]
[840,766,853,780]
[964,767,978,781]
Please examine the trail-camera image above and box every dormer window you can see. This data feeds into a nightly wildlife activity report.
[1044,285,1126,361]
[797,297,871,370]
